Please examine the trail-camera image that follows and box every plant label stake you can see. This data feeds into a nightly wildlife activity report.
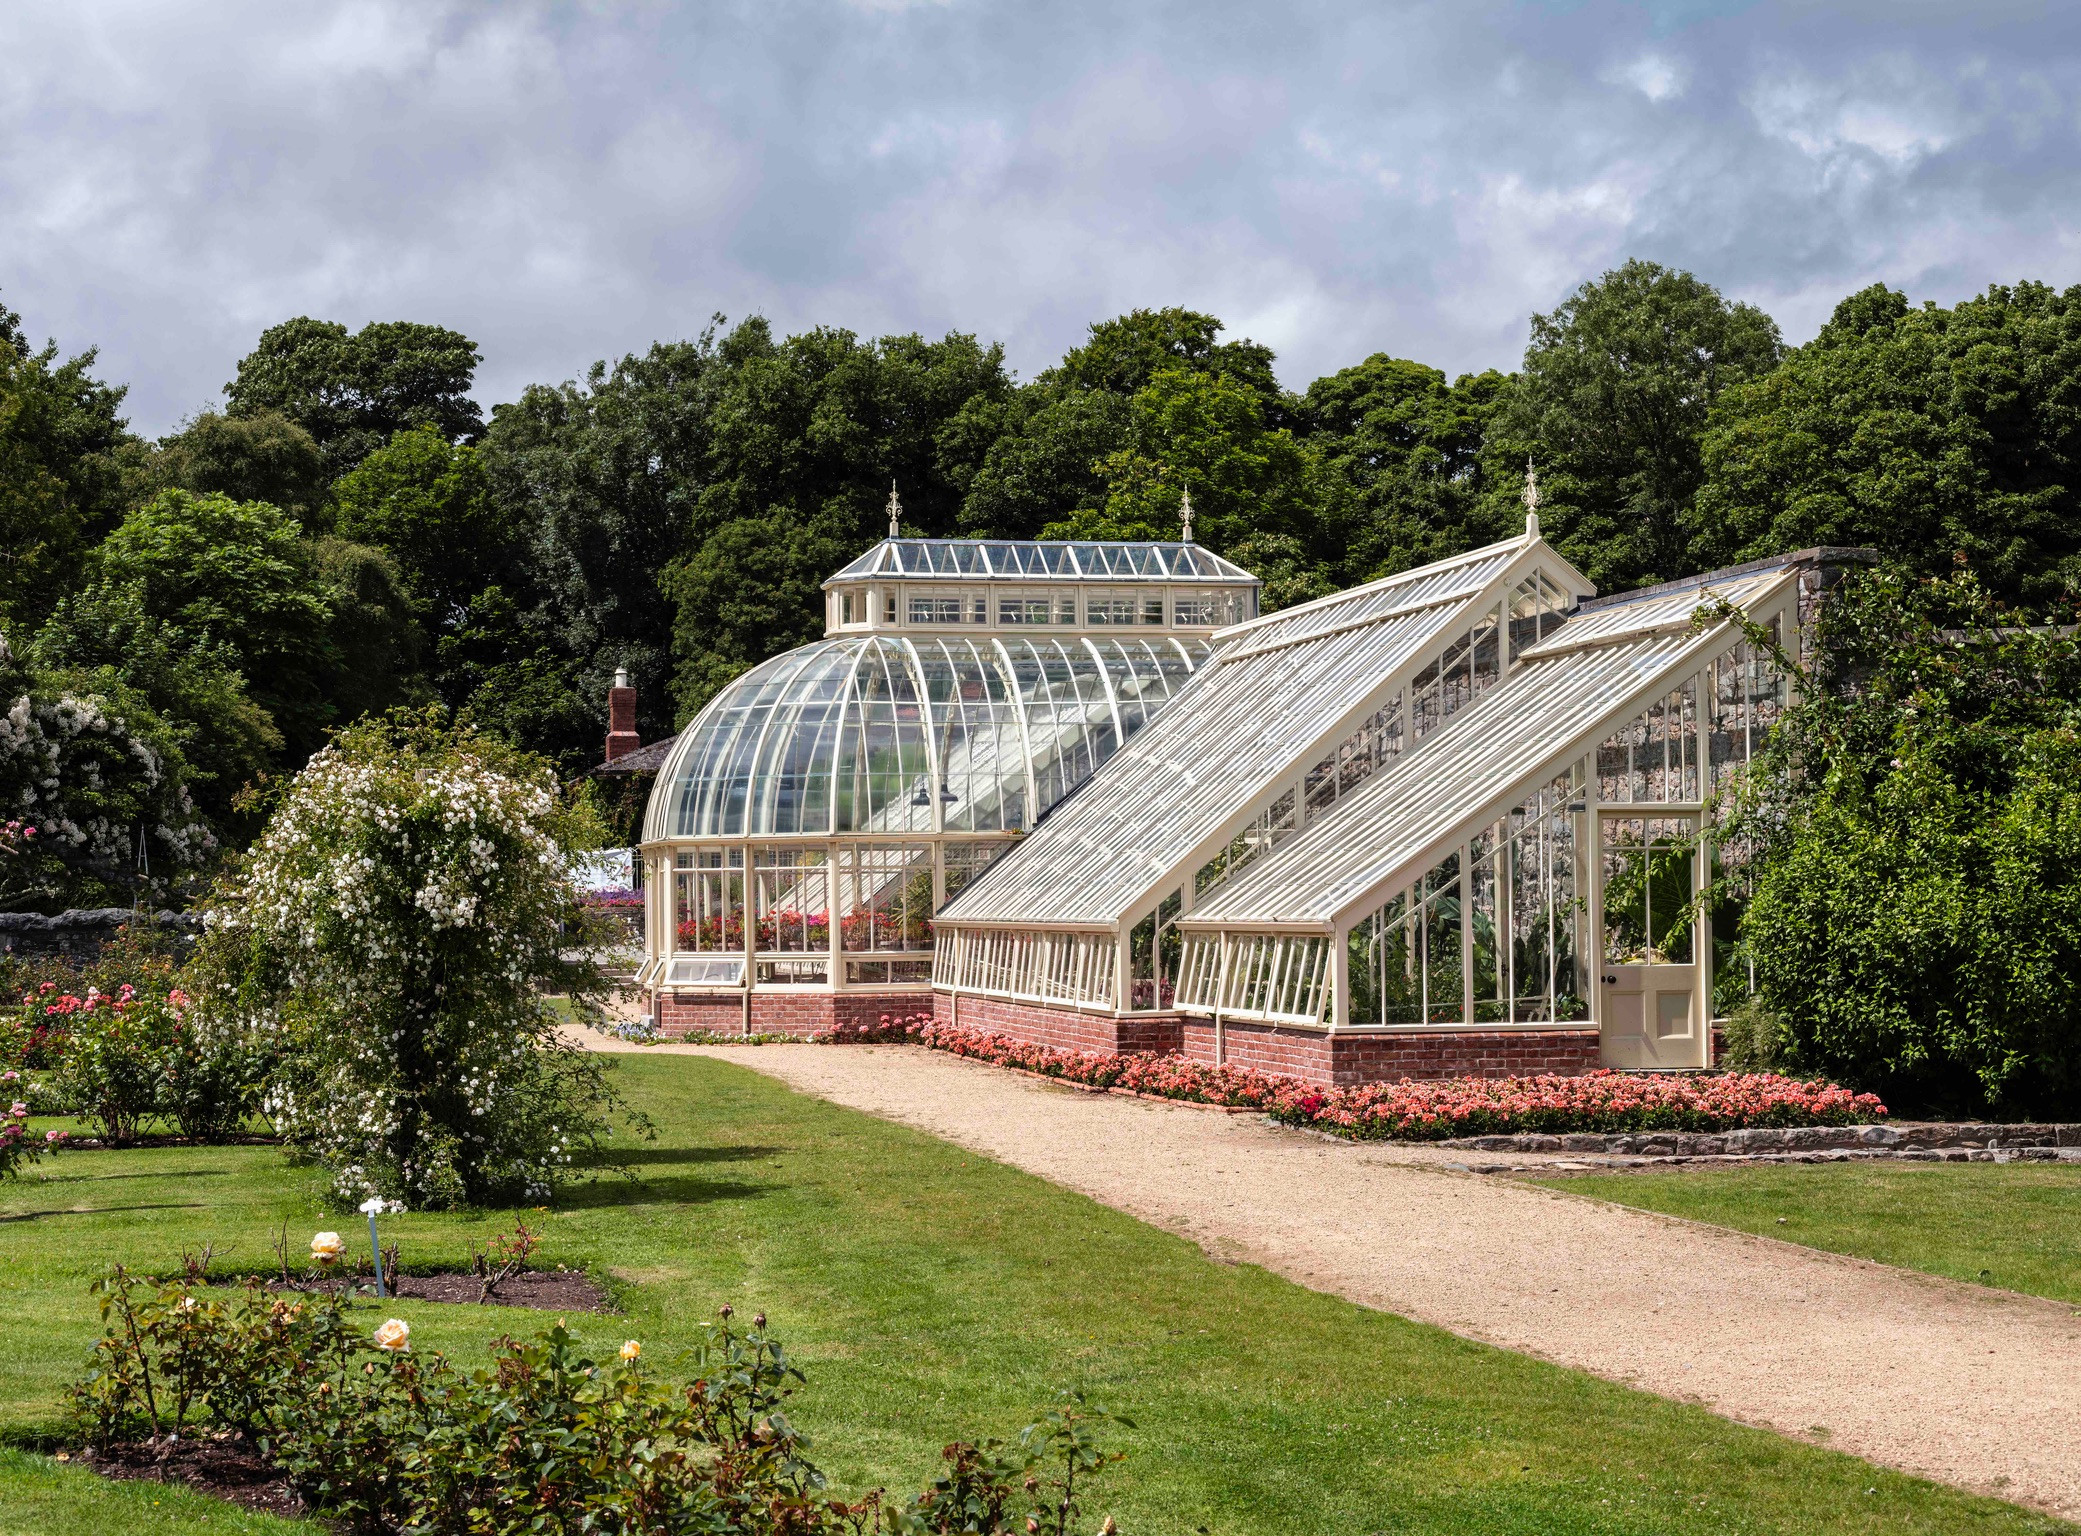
[360,1197,387,1297]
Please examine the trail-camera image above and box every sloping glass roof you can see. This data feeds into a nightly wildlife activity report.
[936,538,1542,926]
[641,633,1207,841]
[825,539,1257,585]
[1179,566,1798,929]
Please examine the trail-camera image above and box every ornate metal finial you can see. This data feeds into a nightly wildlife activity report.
[886,480,902,539]
[1179,484,1195,543]
[1522,457,1541,538]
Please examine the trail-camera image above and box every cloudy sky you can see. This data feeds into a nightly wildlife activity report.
[4,0,2079,435]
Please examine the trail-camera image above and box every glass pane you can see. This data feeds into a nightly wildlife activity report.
[838,844,935,953]
[754,846,830,953]
[1600,817,1695,964]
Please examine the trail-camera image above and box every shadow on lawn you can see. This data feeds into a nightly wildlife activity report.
[0,1202,207,1222]
[557,1175,772,1212]
[610,1145,783,1168]
[28,1168,235,1186]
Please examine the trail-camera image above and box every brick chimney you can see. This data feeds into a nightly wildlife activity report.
[605,667,640,763]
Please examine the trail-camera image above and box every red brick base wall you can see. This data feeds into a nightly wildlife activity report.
[1182,1018,1601,1086]
[653,988,933,1040]
[930,992,1184,1055]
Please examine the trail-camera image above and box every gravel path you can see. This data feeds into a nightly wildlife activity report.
[605,1038,2081,1516]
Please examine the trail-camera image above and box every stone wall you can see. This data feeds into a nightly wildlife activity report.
[0,908,202,964]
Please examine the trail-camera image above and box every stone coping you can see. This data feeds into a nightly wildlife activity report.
[1436,1122,2081,1156]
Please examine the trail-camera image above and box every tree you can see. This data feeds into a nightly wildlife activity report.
[959,307,1281,540]
[333,425,514,629]
[1692,281,2081,609]
[149,409,329,529]
[91,490,421,760]
[191,710,626,1206]
[483,331,729,763]
[0,296,139,629]
[664,321,1017,720]
[225,317,483,477]
[1493,260,1783,591]
[1298,356,1512,580]
[28,582,280,834]
[1730,570,2081,1116]
[1032,366,1342,611]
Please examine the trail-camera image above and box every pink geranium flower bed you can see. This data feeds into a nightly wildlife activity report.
[823,1012,1887,1139]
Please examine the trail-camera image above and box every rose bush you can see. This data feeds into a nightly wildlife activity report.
[190,709,634,1208]
[71,1273,1128,1536]
[827,1013,1887,1138]
[0,1089,65,1179]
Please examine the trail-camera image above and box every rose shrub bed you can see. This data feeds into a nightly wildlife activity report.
[1268,1069,1887,1140]
[3,977,262,1141]
[824,1013,1887,1138]
[72,1267,1127,1536]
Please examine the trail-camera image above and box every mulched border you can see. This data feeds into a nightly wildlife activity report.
[68,1433,308,1521]
[225,1268,613,1311]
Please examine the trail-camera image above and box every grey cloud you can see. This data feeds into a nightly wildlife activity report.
[3,0,2079,435]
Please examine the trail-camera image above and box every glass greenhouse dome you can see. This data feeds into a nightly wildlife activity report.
[635,532,1260,1007]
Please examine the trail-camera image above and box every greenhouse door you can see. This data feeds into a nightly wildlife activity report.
[1595,813,1705,1071]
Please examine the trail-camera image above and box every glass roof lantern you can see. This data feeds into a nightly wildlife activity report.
[826,538,1257,584]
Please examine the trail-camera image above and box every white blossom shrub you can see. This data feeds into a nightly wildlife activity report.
[193,710,626,1208]
[0,635,214,910]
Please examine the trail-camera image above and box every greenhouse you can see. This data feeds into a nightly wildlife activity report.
[634,525,1260,1033]
[931,525,1869,1082]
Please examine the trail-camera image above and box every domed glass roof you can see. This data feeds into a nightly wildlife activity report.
[645,634,1209,841]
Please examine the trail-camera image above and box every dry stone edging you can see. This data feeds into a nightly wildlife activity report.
[1437,1121,2081,1156]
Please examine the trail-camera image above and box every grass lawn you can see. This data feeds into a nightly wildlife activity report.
[0,1052,2068,1536]
[1532,1161,2081,1307]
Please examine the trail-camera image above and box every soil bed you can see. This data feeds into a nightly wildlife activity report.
[226,1268,611,1310]
[73,1432,308,1520]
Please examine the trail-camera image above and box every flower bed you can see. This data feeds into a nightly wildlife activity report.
[822,1013,1888,1137]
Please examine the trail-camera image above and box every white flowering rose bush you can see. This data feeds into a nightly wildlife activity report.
[191,711,630,1207]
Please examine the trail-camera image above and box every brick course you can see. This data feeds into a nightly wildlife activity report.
[653,989,931,1040]
[924,991,1601,1084]
[929,992,1184,1055]
[1180,1018,1600,1086]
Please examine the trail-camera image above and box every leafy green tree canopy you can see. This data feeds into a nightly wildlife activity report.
[28,582,280,834]
[1732,570,2081,1115]
[225,316,483,477]
[665,320,1017,720]
[150,408,329,528]
[91,489,420,760]
[1299,355,1511,579]
[1692,280,2081,610]
[1496,259,1783,591]
[0,295,138,629]
[333,424,511,627]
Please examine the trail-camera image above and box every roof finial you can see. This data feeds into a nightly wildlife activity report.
[886,480,902,539]
[1521,456,1540,539]
[1179,484,1194,544]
